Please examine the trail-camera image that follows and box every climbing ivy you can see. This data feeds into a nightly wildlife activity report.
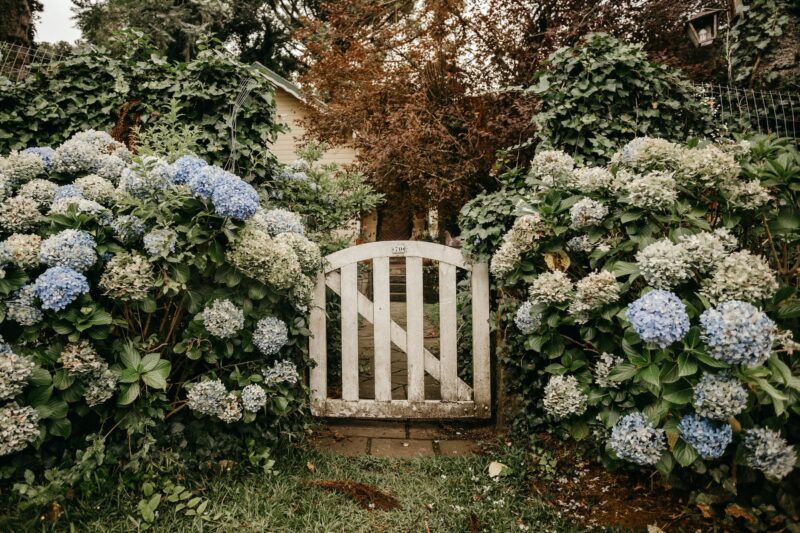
[728,0,792,87]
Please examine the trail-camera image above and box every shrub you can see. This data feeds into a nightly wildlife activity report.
[528,33,714,163]
[0,130,319,502]
[462,135,800,525]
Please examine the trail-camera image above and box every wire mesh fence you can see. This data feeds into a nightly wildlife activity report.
[695,83,800,140]
[0,41,68,83]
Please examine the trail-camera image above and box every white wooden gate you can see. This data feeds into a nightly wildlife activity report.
[309,241,490,419]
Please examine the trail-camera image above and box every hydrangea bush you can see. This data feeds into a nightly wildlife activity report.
[459,135,800,520]
[0,131,322,484]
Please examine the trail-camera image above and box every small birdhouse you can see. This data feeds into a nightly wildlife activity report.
[686,8,725,47]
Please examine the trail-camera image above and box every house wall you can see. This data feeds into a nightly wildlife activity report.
[270,87,358,167]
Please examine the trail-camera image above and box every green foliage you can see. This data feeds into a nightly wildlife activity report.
[463,135,800,528]
[728,0,793,86]
[264,141,384,254]
[0,36,280,182]
[528,33,714,163]
[134,99,201,161]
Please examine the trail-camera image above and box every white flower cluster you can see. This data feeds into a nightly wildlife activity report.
[83,368,117,407]
[677,145,739,188]
[186,379,249,423]
[490,213,550,278]
[527,150,575,188]
[0,403,40,456]
[49,197,110,222]
[253,208,306,236]
[594,352,622,389]
[513,301,540,334]
[542,375,587,420]
[17,179,57,208]
[700,250,778,304]
[262,360,300,386]
[636,239,691,289]
[728,179,771,210]
[571,167,613,193]
[743,428,797,480]
[677,228,737,274]
[253,316,289,356]
[568,270,620,323]
[58,341,117,405]
[99,252,154,301]
[4,233,41,268]
[0,350,35,400]
[6,285,43,325]
[0,195,42,232]
[202,299,245,338]
[615,137,683,172]
[609,412,666,466]
[617,170,678,211]
[569,198,608,229]
[218,393,243,423]
[566,235,594,253]
[74,174,116,204]
[0,150,45,185]
[528,271,573,305]
[241,384,267,412]
[692,372,748,420]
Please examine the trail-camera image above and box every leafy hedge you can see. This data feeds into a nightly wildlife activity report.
[0,38,280,182]
[528,33,715,163]
[0,131,320,512]
[459,135,800,527]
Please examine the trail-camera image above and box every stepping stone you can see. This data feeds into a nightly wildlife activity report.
[314,436,368,457]
[370,438,435,458]
[438,440,481,456]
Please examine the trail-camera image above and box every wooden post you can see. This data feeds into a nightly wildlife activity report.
[309,272,327,408]
[340,263,359,401]
[373,257,391,401]
[471,262,491,416]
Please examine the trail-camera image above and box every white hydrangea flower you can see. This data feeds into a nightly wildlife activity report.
[98,253,154,301]
[618,170,678,211]
[49,197,111,222]
[202,299,245,338]
[743,428,797,480]
[4,233,41,268]
[0,403,40,456]
[227,223,303,290]
[700,250,778,304]
[569,198,608,229]
[636,238,691,289]
[728,180,771,210]
[273,232,322,275]
[490,213,550,278]
[84,368,117,407]
[528,271,573,305]
[616,137,683,172]
[568,270,620,323]
[572,166,613,193]
[677,145,739,188]
[6,285,42,326]
[187,379,227,417]
[53,139,102,174]
[241,384,267,412]
[0,151,45,185]
[218,393,243,423]
[59,341,105,376]
[262,360,299,386]
[94,154,127,185]
[17,179,58,208]
[0,350,35,400]
[692,372,748,420]
[677,228,738,274]
[527,150,575,189]
[542,375,587,420]
[566,235,594,253]
[0,196,42,232]
[513,301,540,334]
[594,352,622,389]
[74,174,116,205]
[253,316,289,356]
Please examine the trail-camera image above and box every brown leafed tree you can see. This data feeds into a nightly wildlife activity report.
[0,0,42,47]
[296,0,732,232]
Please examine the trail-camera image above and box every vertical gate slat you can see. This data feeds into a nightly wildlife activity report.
[471,263,491,413]
[439,262,458,401]
[406,256,425,402]
[340,263,359,401]
[373,257,392,401]
[309,272,327,405]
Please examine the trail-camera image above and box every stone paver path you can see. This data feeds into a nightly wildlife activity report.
[313,420,489,458]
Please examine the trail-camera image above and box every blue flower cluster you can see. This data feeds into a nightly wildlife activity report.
[32,266,90,311]
[253,316,289,356]
[609,412,666,466]
[169,155,208,184]
[743,427,797,480]
[513,301,540,334]
[111,215,146,243]
[23,147,56,170]
[53,184,84,203]
[678,414,732,459]
[259,208,306,236]
[211,175,259,220]
[39,229,97,272]
[143,228,177,257]
[625,290,689,348]
[692,372,748,420]
[700,300,775,367]
[188,165,232,199]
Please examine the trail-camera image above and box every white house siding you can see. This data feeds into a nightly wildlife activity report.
[270,88,358,167]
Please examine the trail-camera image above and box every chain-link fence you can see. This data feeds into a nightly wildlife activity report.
[0,41,68,83]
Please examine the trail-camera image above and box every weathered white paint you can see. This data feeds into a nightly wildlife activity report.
[438,262,458,401]
[309,241,490,419]
[340,262,359,401]
[372,257,392,401]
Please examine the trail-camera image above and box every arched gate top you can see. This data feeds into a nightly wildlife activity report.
[323,240,471,274]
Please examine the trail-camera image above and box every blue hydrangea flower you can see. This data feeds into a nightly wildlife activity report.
[169,155,208,184]
[211,175,259,220]
[188,165,234,199]
[700,300,775,367]
[692,372,748,420]
[53,185,84,203]
[23,147,56,170]
[625,290,689,348]
[143,228,177,257]
[255,208,306,236]
[609,412,666,466]
[678,414,732,459]
[743,427,797,480]
[253,316,289,356]
[111,215,146,243]
[38,229,98,272]
[32,266,90,311]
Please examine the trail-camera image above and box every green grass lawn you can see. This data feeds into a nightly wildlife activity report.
[1,446,577,532]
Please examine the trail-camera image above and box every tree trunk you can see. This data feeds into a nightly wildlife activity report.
[0,0,33,47]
